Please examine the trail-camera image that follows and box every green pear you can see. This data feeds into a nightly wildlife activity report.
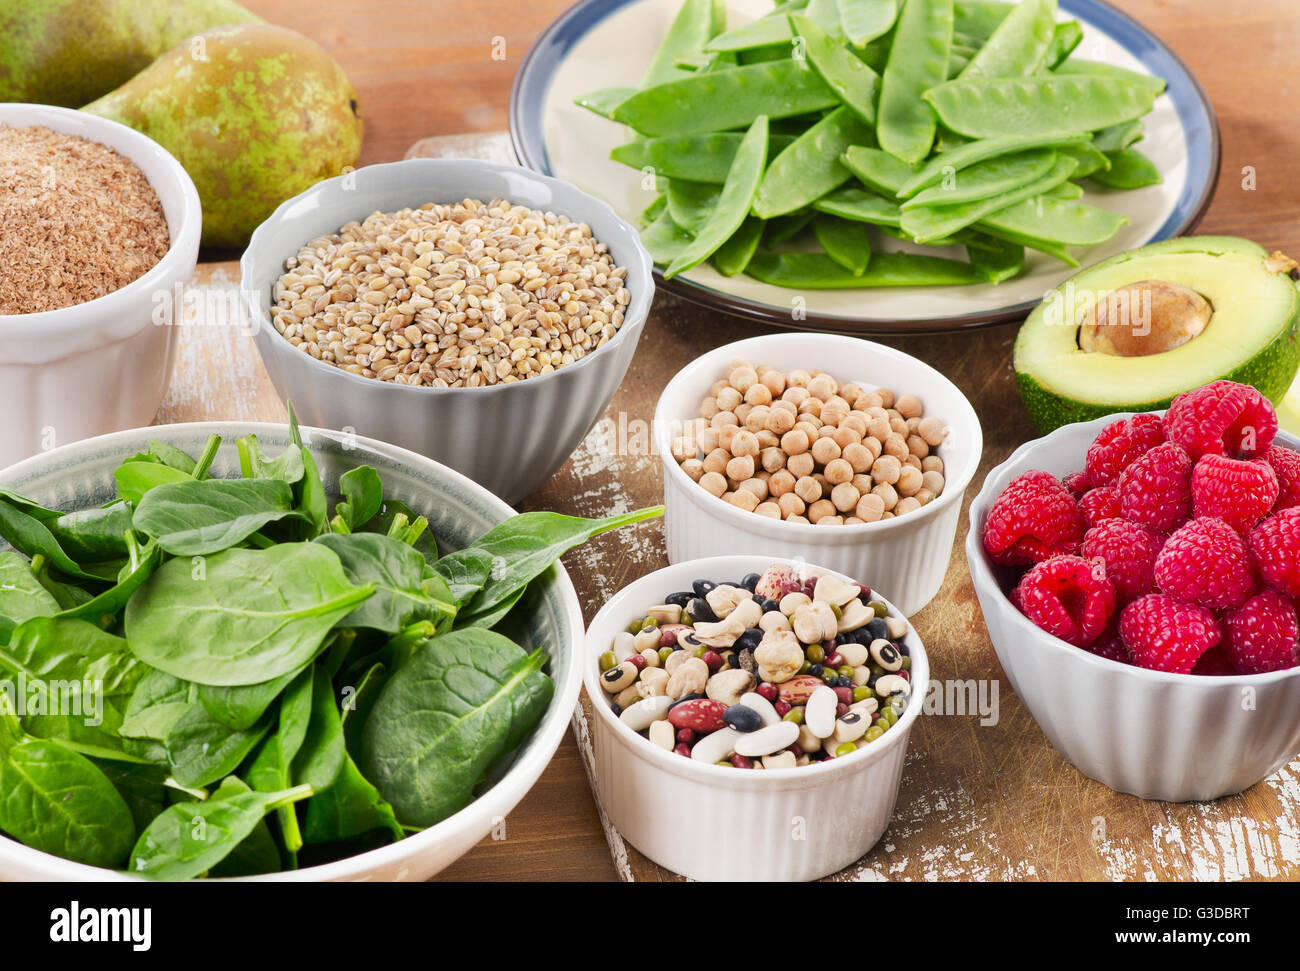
[83,23,364,248]
[0,0,259,107]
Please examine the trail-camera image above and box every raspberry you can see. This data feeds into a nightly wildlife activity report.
[1085,624,1132,664]
[1265,445,1300,512]
[1249,507,1300,597]
[1085,413,1165,486]
[983,470,1085,566]
[1119,594,1220,673]
[1079,486,1122,527]
[1163,380,1277,461]
[1191,646,1238,676]
[1223,589,1299,673]
[1117,442,1192,533]
[1153,518,1256,609]
[1062,471,1092,497]
[1013,555,1116,647]
[1081,518,1161,601]
[1190,453,1279,533]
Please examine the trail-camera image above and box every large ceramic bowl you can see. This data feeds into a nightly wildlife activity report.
[584,555,928,881]
[242,157,654,504]
[0,421,584,881]
[966,414,1300,802]
[0,103,202,469]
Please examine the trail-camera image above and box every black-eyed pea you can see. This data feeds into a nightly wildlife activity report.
[832,425,862,450]
[781,428,809,456]
[834,712,869,744]
[907,434,929,458]
[895,393,923,419]
[922,455,944,474]
[744,404,771,431]
[699,396,720,420]
[824,457,853,486]
[871,454,901,485]
[777,492,805,518]
[756,429,779,449]
[702,447,729,475]
[729,489,760,513]
[769,469,796,497]
[830,482,860,512]
[883,432,909,460]
[731,428,760,458]
[808,373,837,401]
[681,458,705,482]
[842,441,873,474]
[766,407,796,436]
[699,471,727,497]
[810,436,840,465]
[614,684,643,709]
[896,464,923,497]
[634,626,662,653]
[786,451,815,478]
[873,481,899,511]
[762,369,786,396]
[808,498,836,523]
[786,514,810,524]
[918,416,946,446]
[760,446,786,474]
[745,382,772,406]
[716,386,742,411]
[855,492,885,522]
[795,475,822,504]
[895,496,922,516]
[739,477,768,500]
[600,660,638,693]
[922,470,945,494]
[876,387,895,409]
[728,364,757,393]
[755,501,782,519]
[710,410,738,430]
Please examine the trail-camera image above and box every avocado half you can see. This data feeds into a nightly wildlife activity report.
[1014,236,1300,431]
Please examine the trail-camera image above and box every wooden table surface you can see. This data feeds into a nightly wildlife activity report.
[162,0,1300,881]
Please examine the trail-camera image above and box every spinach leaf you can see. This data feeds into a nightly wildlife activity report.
[333,466,384,532]
[244,667,315,860]
[236,433,305,485]
[290,667,346,793]
[198,667,303,732]
[56,540,161,627]
[431,546,495,606]
[0,487,60,523]
[0,551,60,624]
[134,478,302,556]
[128,783,312,880]
[124,543,374,687]
[120,669,196,742]
[315,533,457,633]
[47,502,133,562]
[0,498,97,580]
[164,703,274,787]
[0,616,142,695]
[94,759,168,835]
[301,753,403,845]
[341,662,387,755]
[0,698,135,868]
[362,499,439,562]
[206,776,284,878]
[113,461,191,506]
[437,507,663,626]
[359,629,553,828]
[145,440,198,475]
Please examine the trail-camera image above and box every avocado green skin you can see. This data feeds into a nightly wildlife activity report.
[83,23,364,248]
[1016,289,1300,432]
[0,0,258,107]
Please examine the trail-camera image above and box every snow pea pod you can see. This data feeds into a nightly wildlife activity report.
[976,222,1079,265]
[966,235,1025,283]
[667,179,721,236]
[641,210,693,265]
[980,194,1129,246]
[765,210,815,245]
[924,75,1159,139]
[1092,119,1144,154]
[1044,21,1083,69]
[641,193,667,225]
[900,154,1077,242]
[902,149,1057,209]
[836,0,897,46]
[1090,147,1162,189]
[954,0,1012,41]
[746,251,983,288]
[1047,181,1084,200]
[612,133,796,184]
[706,0,832,51]
[813,186,902,227]
[792,14,879,126]
[841,145,921,195]
[1057,141,1111,178]
[898,130,1087,196]
[574,86,637,120]
[643,0,726,86]
[613,61,836,136]
[813,215,873,274]
[1055,59,1166,95]
[754,106,874,218]
[712,217,766,276]
[957,0,1055,80]
[666,116,769,278]
[877,0,953,164]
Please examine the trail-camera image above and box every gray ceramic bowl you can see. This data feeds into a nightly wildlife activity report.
[241,158,654,503]
[0,422,584,881]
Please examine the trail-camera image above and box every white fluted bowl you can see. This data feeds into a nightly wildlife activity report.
[966,413,1300,802]
[243,158,652,503]
[584,555,927,881]
[654,334,982,616]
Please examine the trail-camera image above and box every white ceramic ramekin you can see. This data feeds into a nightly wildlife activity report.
[242,158,653,504]
[584,555,928,881]
[0,421,584,881]
[654,334,982,616]
[0,103,201,469]
[966,413,1300,802]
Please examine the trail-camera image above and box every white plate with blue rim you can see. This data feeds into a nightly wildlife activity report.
[510,0,1220,335]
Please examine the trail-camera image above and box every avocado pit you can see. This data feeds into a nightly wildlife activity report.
[1078,279,1213,357]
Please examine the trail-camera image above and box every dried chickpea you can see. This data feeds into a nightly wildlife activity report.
[873,481,898,510]
[830,482,860,513]
[862,435,883,460]
[734,403,753,424]
[816,515,844,527]
[883,433,909,460]
[755,501,782,519]
[871,454,901,485]
[813,473,831,495]
[787,369,812,388]
[681,458,704,482]
[761,369,786,395]
[700,471,727,497]
[697,426,719,452]
[794,475,822,504]
[699,397,720,420]
[717,426,737,452]
[896,464,923,497]
[755,468,772,483]
[854,390,884,410]
[851,473,873,495]
[795,420,821,440]
[807,373,837,401]
[716,386,743,412]
[786,452,815,478]
[729,489,760,513]
[670,436,694,462]
[782,385,809,406]
[820,396,850,426]
[799,396,823,418]
[743,405,769,432]
[867,414,891,440]
[842,442,873,474]
[806,499,835,523]
[703,448,729,475]
[824,457,853,486]
[766,408,796,435]
[922,455,944,474]
[786,514,810,524]
[726,454,755,481]
[895,496,922,516]
[760,446,786,474]
[781,429,810,455]
[728,365,757,392]
[756,430,779,449]
[904,454,922,471]
[918,416,946,446]
[922,469,946,494]
[731,429,760,458]
[709,379,730,396]
[810,436,841,465]
[895,393,923,419]
[769,469,796,496]
[738,477,768,500]
[711,410,737,430]
[745,383,773,406]
[831,425,862,450]
[777,492,805,518]
[840,383,862,403]
[856,492,885,522]
[907,434,929,458]
[876,388,895,409]
[914,488,935,505]
[889,416,909,437]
